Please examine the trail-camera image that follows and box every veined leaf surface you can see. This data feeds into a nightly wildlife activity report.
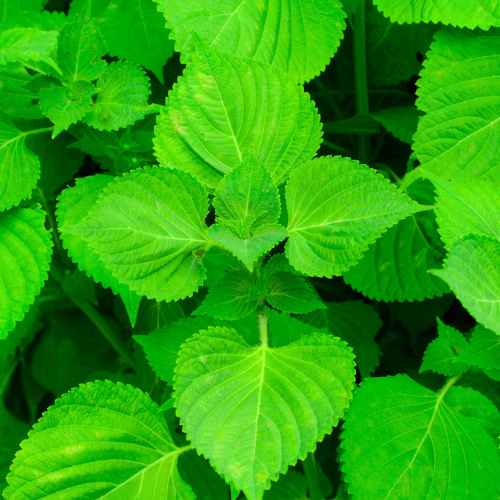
[4,381,195,499]
[285,156,424,277]
[65,166,210,303]
[174,326,355,500]
[154,39,322,189]
[341,375,500,500]
[157,0,347,83]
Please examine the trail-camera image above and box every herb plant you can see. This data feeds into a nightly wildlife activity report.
[1,0,500,499]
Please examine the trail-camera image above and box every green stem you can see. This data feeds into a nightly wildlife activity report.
[37,187,63,253]
[50,264,136,370]
[303,452,323,500]
[0,358,20,399]
[21,127,54,138]
[437,374,461,397]
[322,140,353,156]
[258,311,268,347]
[354,0,370,164]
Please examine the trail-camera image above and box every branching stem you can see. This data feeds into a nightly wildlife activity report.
[303,452,323,500]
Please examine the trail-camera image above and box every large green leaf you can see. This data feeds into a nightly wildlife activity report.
[56,174,142,325]
[0,27,59,73]
[174,325,355,500]
[457,326,500,372]
[419,318,471,376]
[340,374,500,500]
[432,235,500,335]
[157,0,347,83]
[373,0,500,29]
[95,0,175,84]
[285,156,425,277]
[300,301,382,378]
[84,61,151,131]
[413,28,500,182]
[343,179,449,302]
[57,9,107,84]
[0,113,48,211]
[153,39,322,189]
[0,207,52,339]
[4,381,195,499]
[433,176,500,249]
[64,166,211,302]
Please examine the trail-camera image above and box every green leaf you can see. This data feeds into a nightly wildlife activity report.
[135,316,220,386]
[174,326,355,500]
[84,61,151,131]
[0,27,60,73]
[157,0,347,83]
[340,374,500,500]
[371,106,420,145]
[57,9,106,84]
[419,318,470,376]
[201,246,247,288]
[209,223,287,271]
[0,403,29,495]
[413,28,500,182]
[432,235,500,335]
[433,176,500,249]
[194,270,258,320]
[0,113,46,211]
[285,156,425,277]
[4,381,195,499]
[39,81,97,138]
[343,178,449,302]
[56,174,142,326]
[456,326,500,372]
[96,0,175,84]
[444,385,500,438]
[264,470,307,500]
[0,0,45,27]
[213,156,281,233]
[153,39,322,189]
[0,207,53,339]
[366,4,437,87]
[64,166,210,302]
[373,0,500,29]
[265,271,325,315]
[300,301,382,378]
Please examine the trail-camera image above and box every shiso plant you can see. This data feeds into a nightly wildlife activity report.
[1,0,500,499]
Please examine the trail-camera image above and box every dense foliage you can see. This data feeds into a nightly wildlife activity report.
[1,0,499,499]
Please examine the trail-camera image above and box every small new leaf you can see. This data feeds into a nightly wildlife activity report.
[174,326,355,500]
[4,381,194,499]
[419,318,470,376]
[208,223,287,271]
[286,156,426,277]
[194,270,259,320]
[84,61,151,131]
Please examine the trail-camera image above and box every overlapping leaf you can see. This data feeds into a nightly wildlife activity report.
[63,166,210,302]
[343,179,449,302]
[419,318,470,376]
[4,381,195,499]
[285,156,425,277]
[371,106,420,145]
[56,174,142,326]
[457,326,500,372]
[174,326,355,500]
[413,28,500,181]
[341,375,500,500]
[300,301,382,378]
[373,0,500,29]
[153,39,322,188]
[84,61,151,131]
[0,207,52,339]
[432,236,500,335]
[157,0,347,83]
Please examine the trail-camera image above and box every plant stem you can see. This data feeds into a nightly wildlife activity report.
[258,311,268,347]
[0,358,20,399]
[37,187,63,253]
[21,126,54,138]
[437,374,461,398]
[303,452,323,500]
[50,264,137,370]
[322,140,353,156]
[354,0,370,164]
